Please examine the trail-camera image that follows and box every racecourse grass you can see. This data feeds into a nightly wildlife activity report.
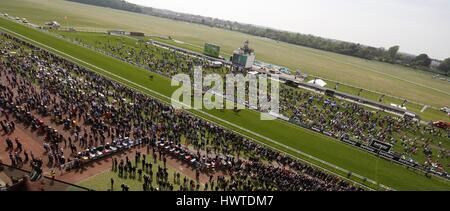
[1,17,449,191]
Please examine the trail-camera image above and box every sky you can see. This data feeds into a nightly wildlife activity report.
[127,0,450,60]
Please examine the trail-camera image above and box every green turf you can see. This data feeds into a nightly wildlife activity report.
[1,17,449,191]
[0,0,449,109]
[47,30,450,171]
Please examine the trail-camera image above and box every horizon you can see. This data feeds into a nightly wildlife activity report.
[127,0,450,60]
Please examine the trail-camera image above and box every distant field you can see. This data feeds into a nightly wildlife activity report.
[2,17,449,190]
[0,0,449,110]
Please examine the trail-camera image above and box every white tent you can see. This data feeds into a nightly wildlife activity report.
[390,103,407,110]
[307,79,327,87]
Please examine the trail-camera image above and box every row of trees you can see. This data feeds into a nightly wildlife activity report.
[69,0,450,76]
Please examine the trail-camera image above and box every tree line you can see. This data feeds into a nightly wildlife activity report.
[68,0,450,76]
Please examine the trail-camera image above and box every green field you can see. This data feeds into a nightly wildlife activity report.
[1,16,449,191]
[0,0,449,111]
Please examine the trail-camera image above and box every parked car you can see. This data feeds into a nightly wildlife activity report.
[95,146,110,156]
[105,143,118,153]
[88,148,99,159]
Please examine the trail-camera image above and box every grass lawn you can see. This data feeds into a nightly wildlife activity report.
[0,0,449,109]
[1,17,449,191]
[74,155,200,191]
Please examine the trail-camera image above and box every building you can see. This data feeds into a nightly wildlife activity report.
[231,40,256,69]
[107,30,126,36]
[27,23,40,29]
[307,78,327,87]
